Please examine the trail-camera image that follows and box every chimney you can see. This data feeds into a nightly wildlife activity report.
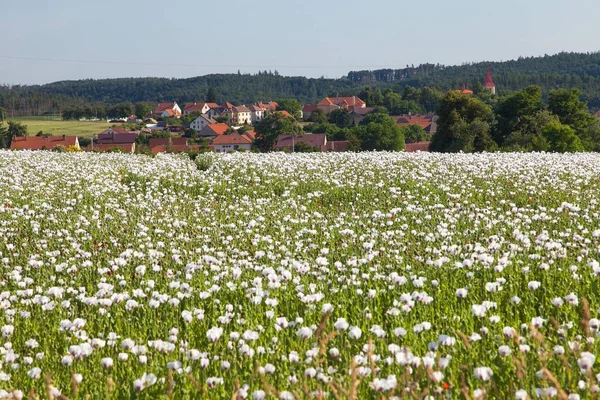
[62,134,66,141]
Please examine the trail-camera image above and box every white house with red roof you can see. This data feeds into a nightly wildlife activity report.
[190,114,216,131]
[210,132,252,152]
[153,102,182,118]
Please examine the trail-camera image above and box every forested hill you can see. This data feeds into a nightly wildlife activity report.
[347,52,600,107]
[2,51,600,115]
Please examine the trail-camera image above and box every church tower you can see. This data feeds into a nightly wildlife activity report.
[484,66,496,95]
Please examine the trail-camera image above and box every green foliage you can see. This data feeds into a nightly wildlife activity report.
[254,112,301,152]
[308,108,327,123]
[494,86,544,144]
[352,113,405,151]
[548,89,596,138]
[7,121,27,138]
[134,102,154,119]
[205,87,217,103]
[328,109,354,128]
[52,145,66,153]
[542,121,584,152]
[78,137,92,148]
[431,91,495,153]
[276,99,302,120]
[400,124,428,143]
[292,141,320,153]
[195,153,214,171]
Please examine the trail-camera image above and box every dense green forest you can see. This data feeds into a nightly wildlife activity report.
[2,51,600,116]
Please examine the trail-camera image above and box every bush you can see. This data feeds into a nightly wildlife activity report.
[195,154,214,171]
[52,145,66,153]
[66,145,81,152]
[106,147,124,153]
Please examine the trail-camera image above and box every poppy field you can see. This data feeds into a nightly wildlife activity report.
[0,151,599,399]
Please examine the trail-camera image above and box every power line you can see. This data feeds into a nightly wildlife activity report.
[0,55,395,70]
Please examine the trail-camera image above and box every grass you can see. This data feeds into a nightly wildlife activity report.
[7,117,114,138]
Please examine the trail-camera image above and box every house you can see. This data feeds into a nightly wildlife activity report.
[223,106,252,125]
[153,102,182,118]
[275,133,327,151]
[350,107,374,125]
[316,96,366,114]
[249,105,266,124]
[257,101,278,112]
[97,129,139,145]
[183,102,212,115]
[302,104,318,121]
[274,133,350,152]
[405,142,431,152]
[393,115,438,135]
[210,132,252,152]
[126,115,141,124]
[190,114,217,131]
[197,123,229,139]
[10,135,79,151]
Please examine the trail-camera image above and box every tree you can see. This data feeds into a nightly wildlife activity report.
[494,86,544,144]
[293,141,320,152]
[548,88,595,143]
[430,91,495,152]
[0,123,9,148]
[308,108,328,124]
[7,121,27,138]
[254,112,301,151]
[328,109,354,128]
[135,102,154,119]
[0,107,5,122]
[542,121,584,152]
[400,125,428,143]
[502,110,557,152]
[353,113,405,151]
[206,88,217,103]
[276,99,302,120]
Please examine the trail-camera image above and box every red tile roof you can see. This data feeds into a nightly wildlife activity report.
[206,103,220,109]
[211,132,252,145]
[317,96,366,107]
[274,110,293,118]
[154,102,176,113]
[10,135,78,150]
[302,104,318,113]
[97,133,138,144]
[405,142,431,152]
[149,137,188,148]
[184,102,210,113]
[207,123,229,136]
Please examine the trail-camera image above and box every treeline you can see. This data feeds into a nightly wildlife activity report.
[348,51,600,109]
[431,86,600,153]
[3,51,600,116]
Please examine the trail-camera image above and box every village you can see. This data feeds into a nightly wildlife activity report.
[8,95,439,153]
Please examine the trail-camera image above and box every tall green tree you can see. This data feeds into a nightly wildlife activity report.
[494,86,544,144]
[205,88,217,103]
[0,123,9,148]
[502,110,557,152]
[548,88,596,148]
[353,113,405,151]
[276,99,302,120]
[542,120,584,152]
[0,107,5,122]
[254,112,301,151]
[430,91,495,152]
[308,108,328,124]
[135,102,154,119]
[328,109,354,128]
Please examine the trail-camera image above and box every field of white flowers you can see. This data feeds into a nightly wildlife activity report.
[0,151,600,399]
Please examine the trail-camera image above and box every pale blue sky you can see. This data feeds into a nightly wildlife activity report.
[1,0,598,85]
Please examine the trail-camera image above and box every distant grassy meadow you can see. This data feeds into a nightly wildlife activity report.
[7,117,113,138]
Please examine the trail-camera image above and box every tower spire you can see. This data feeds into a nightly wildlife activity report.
[484,66,496,95]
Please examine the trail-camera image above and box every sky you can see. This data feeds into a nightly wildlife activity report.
[0,0,598,85]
